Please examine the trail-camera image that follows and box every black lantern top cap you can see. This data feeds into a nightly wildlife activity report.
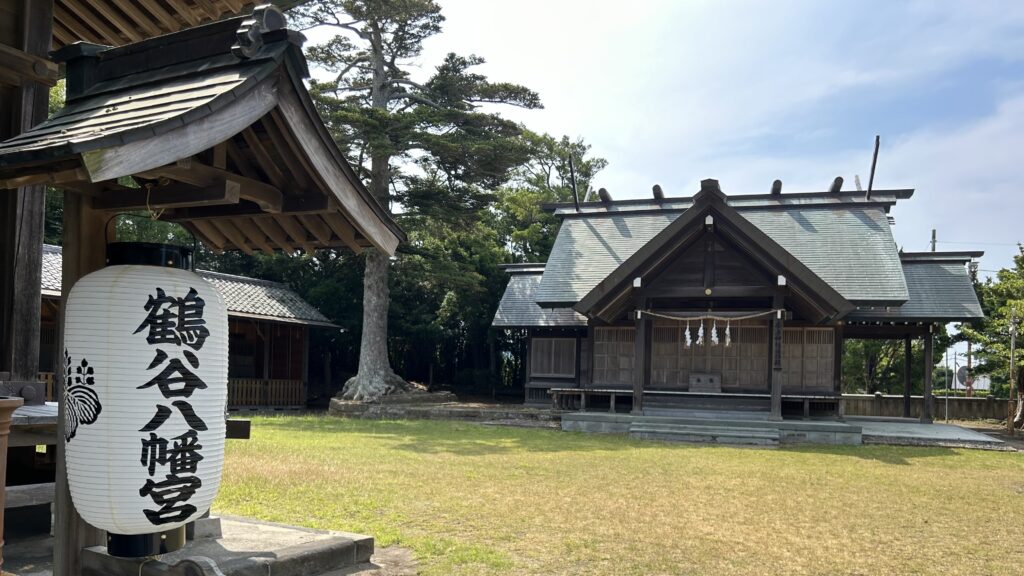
[106,242,194,271]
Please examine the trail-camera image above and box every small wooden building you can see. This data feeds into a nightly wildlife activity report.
[493,180,984,421]
[39,244,334,408]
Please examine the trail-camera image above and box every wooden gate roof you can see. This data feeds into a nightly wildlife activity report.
[0,7,404,256]
[47,1,305,49]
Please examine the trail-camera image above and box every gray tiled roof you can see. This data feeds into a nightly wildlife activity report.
[493,269,587,328]
[536,205,908,306]
[41,245,333,326]
[848,255,983,321]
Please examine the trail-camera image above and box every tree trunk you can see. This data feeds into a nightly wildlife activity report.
[337,25,412,402]
[340,248,408,401]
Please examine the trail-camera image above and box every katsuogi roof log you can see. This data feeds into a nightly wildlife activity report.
[0,5,404,256]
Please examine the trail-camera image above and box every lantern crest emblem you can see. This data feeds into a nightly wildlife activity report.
[62,349,101,442]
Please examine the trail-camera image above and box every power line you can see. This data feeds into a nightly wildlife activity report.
[936,240,1021,247]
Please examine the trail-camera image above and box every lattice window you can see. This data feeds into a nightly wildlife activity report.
[593,327,635,386]
[781,327,835,392]
[530,337,576,378]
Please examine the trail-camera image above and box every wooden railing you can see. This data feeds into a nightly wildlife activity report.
[40,372,55,401]
[229,378,306,407]
[39,372,304,408]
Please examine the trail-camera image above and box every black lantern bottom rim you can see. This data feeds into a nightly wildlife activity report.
[107,527,186,557]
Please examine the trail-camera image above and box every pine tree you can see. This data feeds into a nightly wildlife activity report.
[293,0,541,400]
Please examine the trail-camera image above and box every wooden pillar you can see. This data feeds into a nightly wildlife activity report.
[0,0,51,390]
[54,193,108,576]
[770,311,783,421]
[903,335,912,418]
[632,309,649,415]
[920,326,934,424]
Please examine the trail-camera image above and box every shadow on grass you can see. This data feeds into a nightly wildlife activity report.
[250,414,971,462]
[779,444,960,465]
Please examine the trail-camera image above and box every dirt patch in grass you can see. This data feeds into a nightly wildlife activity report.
[217,415,1024,576]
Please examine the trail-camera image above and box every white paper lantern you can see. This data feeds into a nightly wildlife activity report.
[63,263,228,536]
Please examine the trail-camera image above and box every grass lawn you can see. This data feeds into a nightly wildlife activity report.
[216,415,1023,575]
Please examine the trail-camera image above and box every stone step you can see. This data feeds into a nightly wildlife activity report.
[643,408,771,421]
[629,423,781,446]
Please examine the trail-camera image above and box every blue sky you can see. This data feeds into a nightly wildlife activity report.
[306,0,1024,277]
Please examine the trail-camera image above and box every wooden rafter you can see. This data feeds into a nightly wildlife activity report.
[135,0,182,34]
[251,216,295,253]
[273,215,316,254]
[62,1,125,46]
[259,115,311,191]
[108,0,163,37]
[210,219,253,255]
[240,127,287,189]
[192,0,224,21]
[163,0,201,26]
[190,219,228,250]
[298,214,333,245]
[232,217,276,253]
[322,212,363,254]
[87,0,145,42]
[53,4,104,44]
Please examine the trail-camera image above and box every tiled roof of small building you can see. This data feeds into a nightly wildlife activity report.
[41,244,333,326]
[492,265,586,328]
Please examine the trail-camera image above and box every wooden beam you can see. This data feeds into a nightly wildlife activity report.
[86,0,144,42]
[321,212,362,254]
[138,158,283,212]
[231,217,276,254]
[225,137,261,179]
[1,167,88,190]
[212,142,227,169]
[251,216,295,253]
[166,195,328,220]
[298,214,332,245]
[0,44,58,87]
[210,219,253,255]
[240,127,287,189]
[221,0,246,13]
[91,180,241,211]
[273,215,316,254]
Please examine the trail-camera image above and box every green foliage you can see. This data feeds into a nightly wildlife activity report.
[495,132,607,262]
[842,332,951,394]
[959,246,1024,398]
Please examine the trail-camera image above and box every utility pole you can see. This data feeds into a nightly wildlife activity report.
[966,341,974,397]
[930,229,936,252]
[1009,312,1018,436]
